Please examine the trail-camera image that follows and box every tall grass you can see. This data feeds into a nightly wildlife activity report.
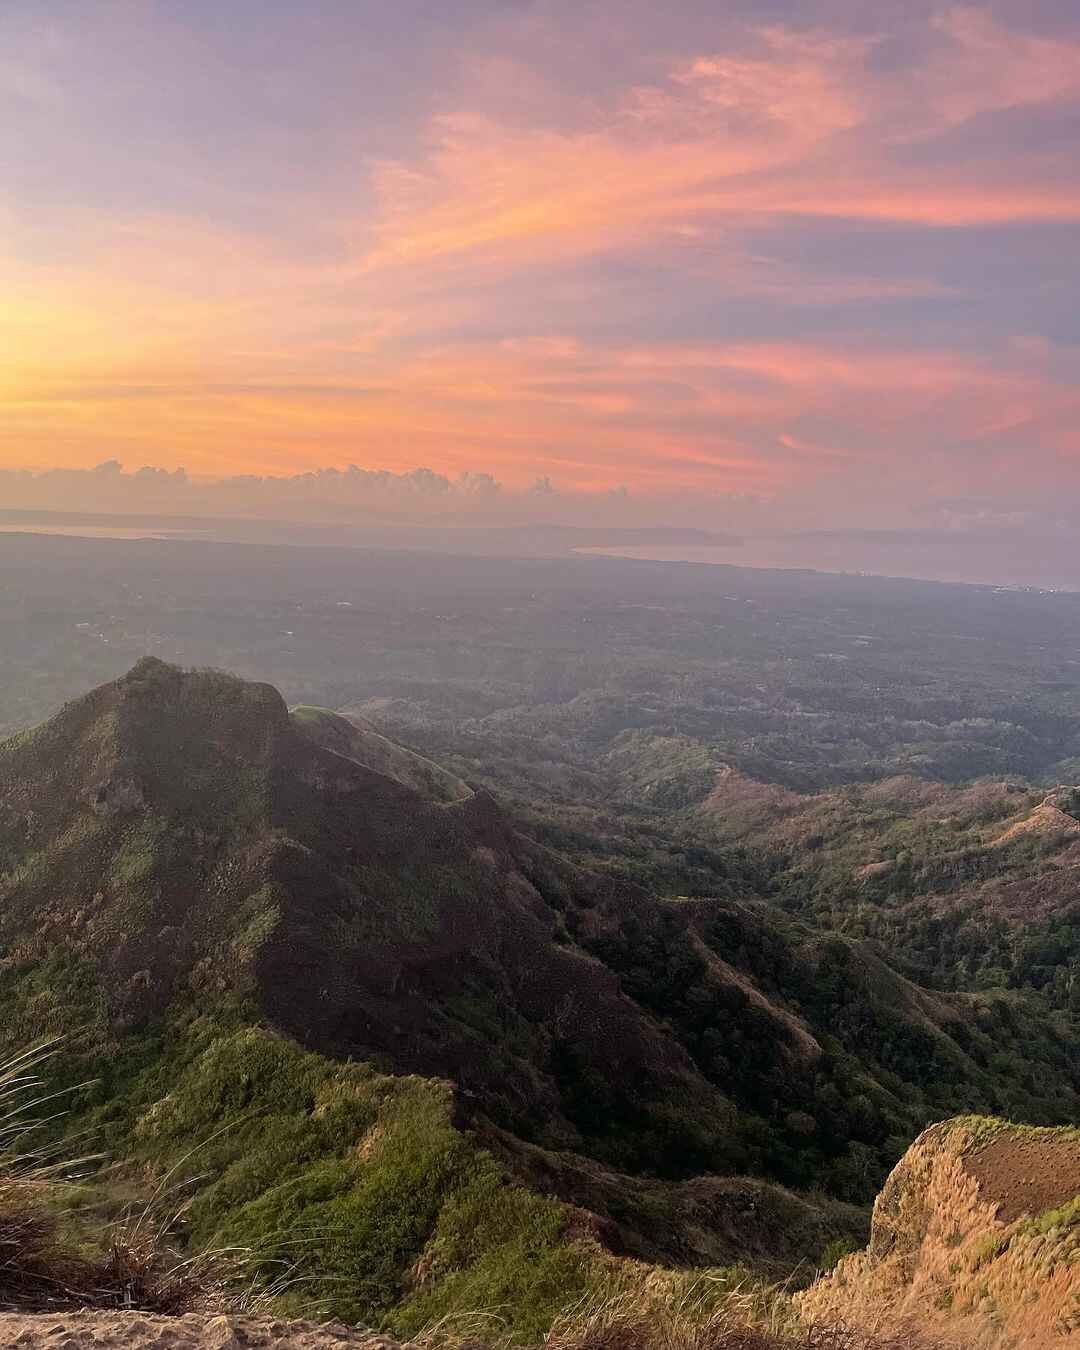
[0,1040,306,1315]
[543,1306,888,1350]
[0,1037,104,1308]
[406,1282,940,1350]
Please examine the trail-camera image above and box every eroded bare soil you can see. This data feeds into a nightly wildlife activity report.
[965,1131,1080,1222]
[0,1311,400,1348]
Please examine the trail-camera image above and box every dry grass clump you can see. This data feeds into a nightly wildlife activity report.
[409,1285,946,1350]
[402,1270,941,1350]
[0,1038,103,1309]
[536,1288,929,1350]
[0,1179,255,1314]
[94,1204,264,1315]
[0,1175,100,1308]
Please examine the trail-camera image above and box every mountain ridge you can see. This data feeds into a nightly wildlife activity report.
[4,660,1079,1182]
[2,660,1080,1328]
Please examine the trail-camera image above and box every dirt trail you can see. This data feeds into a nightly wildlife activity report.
[0,1312,401,1348]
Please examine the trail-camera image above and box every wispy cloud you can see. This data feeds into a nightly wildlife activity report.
[2,3,1079,528]
[365,9,1080,271]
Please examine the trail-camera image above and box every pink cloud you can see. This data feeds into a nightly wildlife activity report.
[4,3,1079,528]
[364,11,1080,271]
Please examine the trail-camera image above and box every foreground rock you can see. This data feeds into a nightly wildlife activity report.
[798,1115,1080,1348]
[0,1311,400,1348]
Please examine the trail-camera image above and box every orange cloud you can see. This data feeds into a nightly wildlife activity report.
[6,307,1075,499]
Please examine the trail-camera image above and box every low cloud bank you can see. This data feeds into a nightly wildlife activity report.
[6,460,1080,591]
[0,459,724,529]
[1,461,498,520]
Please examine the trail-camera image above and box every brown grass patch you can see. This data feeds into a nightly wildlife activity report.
[798,1118,1080,1350]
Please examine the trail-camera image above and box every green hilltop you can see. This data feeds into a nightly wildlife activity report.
[1,659,1079,1333]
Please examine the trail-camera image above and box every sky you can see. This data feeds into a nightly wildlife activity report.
[3,0,1080,533]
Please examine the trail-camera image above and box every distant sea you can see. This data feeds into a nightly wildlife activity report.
[1,511,1075,592]
[0,523,191,539]
[578,534,1080,593]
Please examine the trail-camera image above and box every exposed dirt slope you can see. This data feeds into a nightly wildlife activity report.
[0,1312,394,1347]
[798,1117,1080,1348]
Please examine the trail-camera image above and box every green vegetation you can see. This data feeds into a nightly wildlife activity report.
[949,1114,1080,1154]
[0,1039,260,1316]
[91,1025,595,1337]
[0,661,876,1330]
[1026,1196,1080,1236]
[695,774,1080,1015]
[291,705,471,804]
[577,900,1080,1198]
[5,665,1080,1210]
[3,635,1080,1334]
[0,1032,610,1334]
[818,1237,859,1272]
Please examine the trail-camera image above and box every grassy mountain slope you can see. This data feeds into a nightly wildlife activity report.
[698,769,1080,1010]
[1,660,1079,1329]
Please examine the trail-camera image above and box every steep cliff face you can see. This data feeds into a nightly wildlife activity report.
[798,1117,1080,1348]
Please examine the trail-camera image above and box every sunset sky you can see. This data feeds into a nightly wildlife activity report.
[3,0,1080,529]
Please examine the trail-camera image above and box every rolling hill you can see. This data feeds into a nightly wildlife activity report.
[1,659,1079,1329]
